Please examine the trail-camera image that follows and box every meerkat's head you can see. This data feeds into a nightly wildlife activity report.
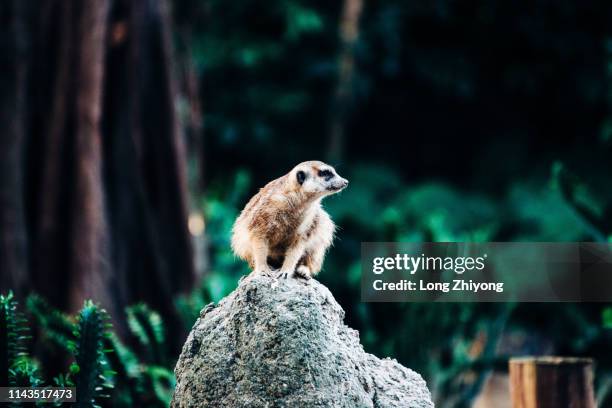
[289,161,348,198]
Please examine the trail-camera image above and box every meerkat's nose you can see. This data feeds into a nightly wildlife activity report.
[329,176,348,191]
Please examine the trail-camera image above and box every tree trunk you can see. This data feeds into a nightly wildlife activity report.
[18,0,195,346]
[103,0,195,343]
[328,0,364,163]
[176,23,207,279]
[28,0,113,315]
[31,0,73,310]
[0,0,28,296]
[69,0,111,310]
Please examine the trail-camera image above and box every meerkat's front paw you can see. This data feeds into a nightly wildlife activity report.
[254,267,273,277]
[294,265,312,280]
[277,269,293,279]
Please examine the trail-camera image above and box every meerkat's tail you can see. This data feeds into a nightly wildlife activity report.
[231,217,252,262]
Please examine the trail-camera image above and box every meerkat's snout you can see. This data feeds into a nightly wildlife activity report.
[314,166,348,194]
[328,176,348,192]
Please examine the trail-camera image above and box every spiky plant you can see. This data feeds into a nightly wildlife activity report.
[145,365,175,407]
[1,292,29,387]
[104,333,141,407]
[8,293,173,407]
[552,161,611,241]
[26,294,75,352]
[105,304,175,407]
[126,304,166,365]
[9,356,42,387]
[70,300,114,408]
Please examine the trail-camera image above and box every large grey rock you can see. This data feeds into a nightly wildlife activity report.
[172,274,434,408]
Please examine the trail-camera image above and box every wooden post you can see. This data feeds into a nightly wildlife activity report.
[509,357,595,408]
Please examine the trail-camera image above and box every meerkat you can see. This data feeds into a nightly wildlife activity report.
[231,161,348,279]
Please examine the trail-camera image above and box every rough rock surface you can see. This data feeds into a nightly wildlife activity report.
[172,274,434,408]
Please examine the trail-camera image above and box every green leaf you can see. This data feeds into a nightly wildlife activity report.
[144,366,175,407]
[9,357,42,388]
[126,304,166,365]
[26,294,75,352]
[603,308,612,329]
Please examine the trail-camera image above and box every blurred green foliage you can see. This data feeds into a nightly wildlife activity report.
[1,294,113,407]
[1,292,37,390]
[3,294,176,407]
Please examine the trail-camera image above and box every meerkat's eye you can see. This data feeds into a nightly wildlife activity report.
[318,169,333,180]
[296,170,307,184]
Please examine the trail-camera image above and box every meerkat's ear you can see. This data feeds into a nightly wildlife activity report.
[296,170,306,185]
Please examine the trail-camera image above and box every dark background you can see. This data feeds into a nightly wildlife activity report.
[2,0,612,406]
